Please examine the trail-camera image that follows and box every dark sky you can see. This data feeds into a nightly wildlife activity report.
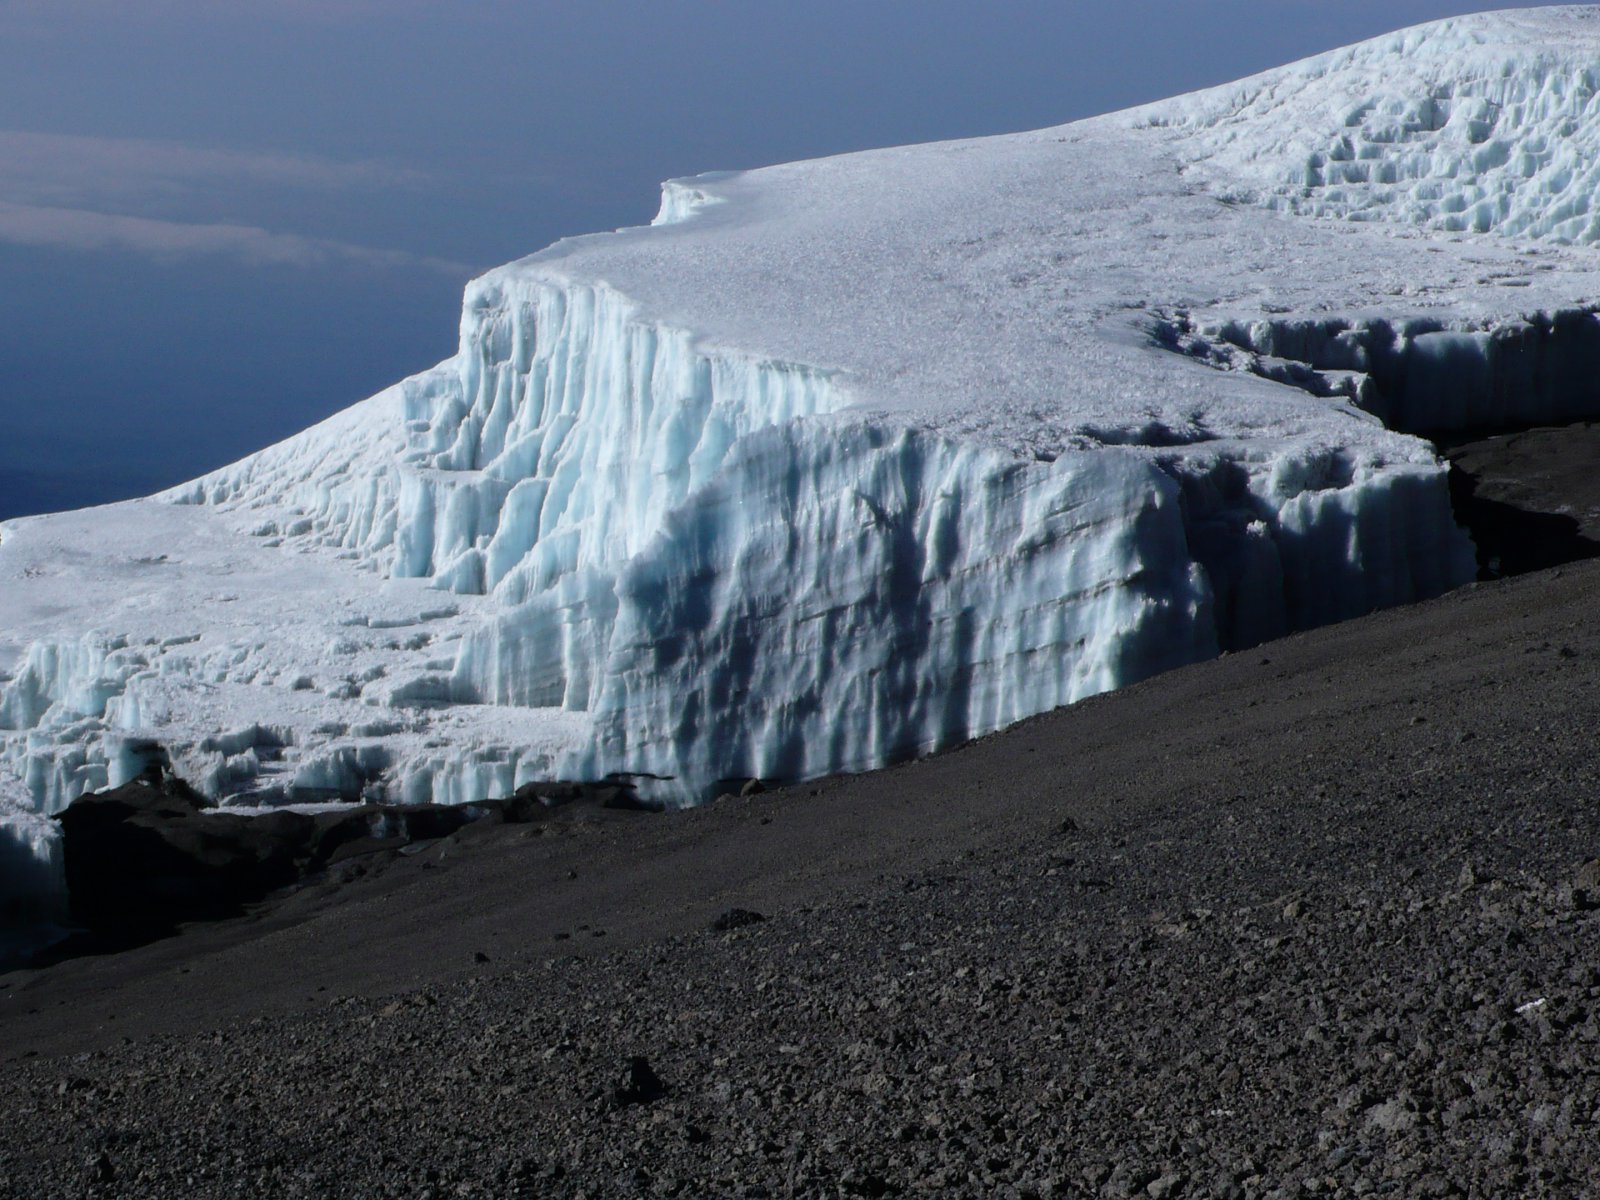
[0,1,1561,519]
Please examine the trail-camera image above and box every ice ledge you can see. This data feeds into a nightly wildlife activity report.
[652,172,739,227]
[1156,304,1600,434]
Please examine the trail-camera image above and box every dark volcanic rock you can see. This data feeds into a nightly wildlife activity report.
[47,770,654,955]
[1444,423,1600,578]
[55,772,304,944]
[710,907,766,931]
[612,1056,667,1107]
[498,778,656,818]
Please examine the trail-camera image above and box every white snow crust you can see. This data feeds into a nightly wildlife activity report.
[10,7,1600,916]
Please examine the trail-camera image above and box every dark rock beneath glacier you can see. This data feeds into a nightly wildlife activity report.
[54,772,304,945]
[1443,423,1600,578]
[46,769,655,956]
[497,777,655,817]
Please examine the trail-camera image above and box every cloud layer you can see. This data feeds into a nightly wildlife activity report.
[0,1,442,30]
[0,130,424,207]
[0,201,470,273]
[0,129,468,275]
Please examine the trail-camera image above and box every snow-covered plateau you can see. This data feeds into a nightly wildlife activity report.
[9,6,1600,926]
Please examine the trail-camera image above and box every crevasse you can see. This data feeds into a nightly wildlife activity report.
[1188,308,1600,433]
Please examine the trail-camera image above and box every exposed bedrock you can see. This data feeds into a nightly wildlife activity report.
[31,767,652,962]
[1443,422,1600,579]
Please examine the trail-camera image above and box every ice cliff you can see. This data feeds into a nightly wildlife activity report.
[10,6,1600,925]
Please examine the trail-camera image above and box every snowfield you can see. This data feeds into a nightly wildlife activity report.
[9,6,1600,921]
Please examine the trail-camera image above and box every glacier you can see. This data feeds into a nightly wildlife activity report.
[9,6,1600,927]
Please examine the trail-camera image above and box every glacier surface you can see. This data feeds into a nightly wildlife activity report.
[10,6,1600,920]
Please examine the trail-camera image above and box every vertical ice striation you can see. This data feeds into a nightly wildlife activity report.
[435,274,845,603]
[1186,308,1600,433]
[1165,444,1473,653]
[464,425,1217,793]
[171,274,844,608]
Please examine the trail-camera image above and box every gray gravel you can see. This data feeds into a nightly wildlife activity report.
[6,551,1600,1196]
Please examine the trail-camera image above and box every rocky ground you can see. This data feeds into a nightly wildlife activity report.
[5,432,1600,1197]
[1443,421,1600,576]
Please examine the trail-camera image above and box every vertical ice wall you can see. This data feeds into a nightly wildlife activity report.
[0,268,1492,815]
[0,633,160,811]
[443,289,1492,797]
[0,272,854,816]
[421,274,844,606]
[171,273,844,607]
[462,424,1219,791]
[1165,445,1472,654]
[418,273,1477,798]
[1191,308,1600,434]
